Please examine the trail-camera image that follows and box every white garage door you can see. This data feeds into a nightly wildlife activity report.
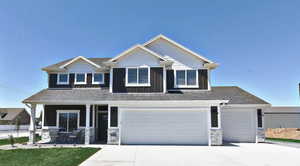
[222,108,256,142]
[121,109,208,145]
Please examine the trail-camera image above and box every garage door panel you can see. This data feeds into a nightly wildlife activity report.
[222,108,256,143]
[121,110,208,145]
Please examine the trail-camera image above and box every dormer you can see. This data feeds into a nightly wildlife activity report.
[42,56,111,89]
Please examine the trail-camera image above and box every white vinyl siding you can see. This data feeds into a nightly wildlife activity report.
[265,113,300,128]
[222,108,256,143]
[120,109,208,145]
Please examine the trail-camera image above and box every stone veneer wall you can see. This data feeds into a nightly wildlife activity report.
[210,129,223,145]
[41,128,96,144]
[107,128,119,144]
[256,128,265,143]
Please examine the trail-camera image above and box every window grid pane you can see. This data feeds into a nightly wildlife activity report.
[76,74,85,82]
[68,113,78,132]
[176,70,185,85]
[110,107,118,127]
[59,113,68,132]
[211,106,218,128]
[257,109,262,128]
[128,68,137,84]
[138,68,149,84]
[94,73,103,83]
[59,74,68,83]
[187,70,197,85]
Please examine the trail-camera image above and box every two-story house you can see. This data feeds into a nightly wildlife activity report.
[23,35,270,146]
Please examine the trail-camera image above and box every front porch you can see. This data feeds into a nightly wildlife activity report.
[26,104,120,145]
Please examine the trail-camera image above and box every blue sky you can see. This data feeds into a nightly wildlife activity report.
[0,0,299,107]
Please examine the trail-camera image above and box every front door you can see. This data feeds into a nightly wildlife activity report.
[98,113,108,142]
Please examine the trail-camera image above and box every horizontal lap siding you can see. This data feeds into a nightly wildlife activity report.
[167,69,208,90]
[48,73,109,88]
[113,67,163,93]
[44,105,93,127]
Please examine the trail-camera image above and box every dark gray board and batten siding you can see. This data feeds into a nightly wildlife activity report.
[166,69,208,90]
[112,67,164,93]
[48,73,110,88]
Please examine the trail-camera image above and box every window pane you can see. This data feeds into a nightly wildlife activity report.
[211,106,218,128]
[59,74,68,83]
[138,68,149,84]
[68,113,78,132]
[257,109,262,128]
[110,107,118,127]
[76,74,85,82]
[59,113,68,132]
[94,73,103,83]
[176,70,185,85]
[128,68,137,84]
[187,70,197,85]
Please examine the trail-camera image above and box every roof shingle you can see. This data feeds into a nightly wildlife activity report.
[23,86,269,105]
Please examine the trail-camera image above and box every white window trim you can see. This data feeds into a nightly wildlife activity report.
[57,73,69,85]
[92,72,105,84]
[174,69,199,88]
[74,73,87,85]
[125,67,151,87]
[56,110,80,133]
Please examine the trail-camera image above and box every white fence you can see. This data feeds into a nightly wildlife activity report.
[0,125,29,131]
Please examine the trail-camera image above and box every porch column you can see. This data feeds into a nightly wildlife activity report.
[85,104,91,145]
[29,104,36,145]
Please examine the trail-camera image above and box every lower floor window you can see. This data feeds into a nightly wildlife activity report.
[58,111,79,132]
[211,106,219,128]
[257,109,263,128]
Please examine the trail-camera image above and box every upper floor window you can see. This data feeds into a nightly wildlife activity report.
[57,73,69,85]
[93,73,104,84]
[175,70,198,88]
[126,67,150,87]
[75,73,86,84]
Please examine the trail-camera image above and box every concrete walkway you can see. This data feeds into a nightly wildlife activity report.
[80,143,300,166]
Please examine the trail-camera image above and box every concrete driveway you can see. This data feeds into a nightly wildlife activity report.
[80,143,300,166]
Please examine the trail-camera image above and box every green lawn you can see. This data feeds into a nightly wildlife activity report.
[0,136,41,146]
[266,137,300,143]
[0,148,100,166]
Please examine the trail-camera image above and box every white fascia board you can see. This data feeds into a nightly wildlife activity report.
[24,100,229,107]
[59,56,101,69]
[108,44,167,63]
[143,34,215,64]
[223,104,271,108]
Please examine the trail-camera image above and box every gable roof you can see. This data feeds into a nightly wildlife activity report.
[42,57,111,72]
[144,34,215,64]
[108,44,168,63]
[59,56,102,69]
[0,108,27,121]
[23,86,269,105]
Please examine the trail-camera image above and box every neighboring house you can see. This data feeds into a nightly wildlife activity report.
[265,107,300,128]
[0,108,30,130]
[23,35,270,145]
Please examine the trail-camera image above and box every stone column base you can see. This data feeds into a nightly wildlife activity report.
[256,128,265,143]
[107,128,119,145]
[210,129,223,146]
